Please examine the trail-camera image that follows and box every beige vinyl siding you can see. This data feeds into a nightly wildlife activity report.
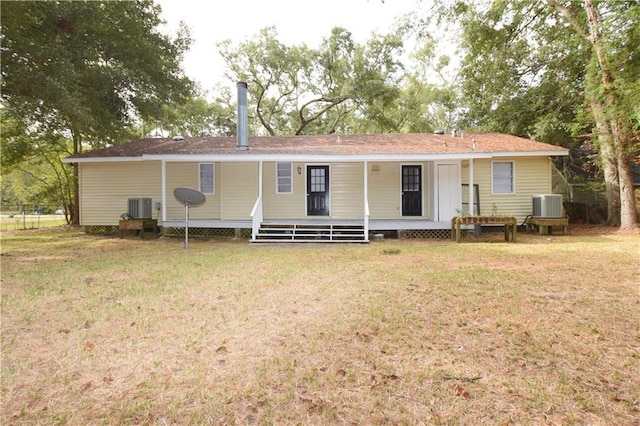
[165,162,221,220]
[330,163,364,219]
[262,162,306,219]
[368,163,400,219]
[468,157,552,221]
[78,161,161,225]
[368,162,430,219]
[221,162,258,220]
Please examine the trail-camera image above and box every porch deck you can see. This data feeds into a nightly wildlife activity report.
[161,219,453,231]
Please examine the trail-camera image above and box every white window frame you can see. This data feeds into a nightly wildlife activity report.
[492,161,515,194]
[199,163,215,194]
[276,162,293,194]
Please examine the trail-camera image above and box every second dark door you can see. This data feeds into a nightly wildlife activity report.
[402,165,422,216]
[307,166,329,216]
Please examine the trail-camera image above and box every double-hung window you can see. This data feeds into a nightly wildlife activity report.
[199,163,215,194]
[492,161,515,194]
[276,162,292,193]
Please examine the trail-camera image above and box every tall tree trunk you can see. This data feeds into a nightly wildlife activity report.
[617,153,638,231]
[71,129,81,226]
[588,94,620,225]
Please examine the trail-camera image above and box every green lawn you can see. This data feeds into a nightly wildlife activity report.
[1,227,639,424]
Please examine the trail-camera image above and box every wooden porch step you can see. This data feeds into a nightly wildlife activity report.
[254,223,367,242]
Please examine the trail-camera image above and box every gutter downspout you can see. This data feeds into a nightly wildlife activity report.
[469,158,474,215]
[161,160,167,223]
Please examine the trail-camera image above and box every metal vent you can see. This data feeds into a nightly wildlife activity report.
[127,198,152,219]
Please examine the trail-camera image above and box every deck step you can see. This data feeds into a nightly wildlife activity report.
[253,223,367,242]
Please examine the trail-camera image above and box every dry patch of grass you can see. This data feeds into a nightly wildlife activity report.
[1,227,639,424]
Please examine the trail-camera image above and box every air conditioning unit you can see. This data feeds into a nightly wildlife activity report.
[127,198,152,219]
[532,194,563,218]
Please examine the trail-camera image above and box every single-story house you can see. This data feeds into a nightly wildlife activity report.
[63,82,568,242]
[63,130,568,242]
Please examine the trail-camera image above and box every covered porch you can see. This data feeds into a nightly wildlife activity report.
[159,156,482,242]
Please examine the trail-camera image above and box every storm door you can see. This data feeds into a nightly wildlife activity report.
[402,165,422,216]
[307,166,330,216]
[437,163,460,221]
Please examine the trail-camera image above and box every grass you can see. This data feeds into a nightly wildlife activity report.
[1,226,639,424]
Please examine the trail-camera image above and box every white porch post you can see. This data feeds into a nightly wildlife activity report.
[251,161,263,241]
[161,160,167,221]
[258,161,263,199]
[364,161,369,241]
[469,158,475,215]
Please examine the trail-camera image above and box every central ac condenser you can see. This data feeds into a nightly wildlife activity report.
[532,194,563,218]
[127,198,152,219]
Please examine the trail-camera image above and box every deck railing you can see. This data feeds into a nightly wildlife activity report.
[250,195,263,241]
[364,198,370,242]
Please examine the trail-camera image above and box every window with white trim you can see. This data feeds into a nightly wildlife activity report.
[199,163,215,194]
[276,162,293,193]
[492,161,514,194]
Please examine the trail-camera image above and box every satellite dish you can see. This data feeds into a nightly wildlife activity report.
[174,187,206,207]
[173,187,206,249]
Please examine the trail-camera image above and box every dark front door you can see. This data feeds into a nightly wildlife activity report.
[307,165,329,216]
[402,165,422,216]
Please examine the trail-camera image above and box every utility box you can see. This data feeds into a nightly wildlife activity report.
[127,198,152,219]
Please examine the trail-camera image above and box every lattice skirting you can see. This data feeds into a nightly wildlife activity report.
[83,225,119,235]
[400,229,452,239]
[82,226,252,239]
[162,227,251,239]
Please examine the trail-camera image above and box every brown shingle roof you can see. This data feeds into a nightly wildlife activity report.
[67,133,567,159]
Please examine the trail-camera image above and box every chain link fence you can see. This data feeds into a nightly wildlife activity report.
[552,165,608,224]
[1,204,69,231]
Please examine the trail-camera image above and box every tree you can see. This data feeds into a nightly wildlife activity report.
[435,0,639,230]
[218,26,405,136]
[547,0,639,230]
[153,87,237,138]
[1,109,74,221]
[1,0,194,224]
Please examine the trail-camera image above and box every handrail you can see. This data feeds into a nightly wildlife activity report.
[250,195,263,241]
[364,198,370,242]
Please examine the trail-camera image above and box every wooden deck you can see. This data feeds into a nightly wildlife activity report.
[525,217,569,235]
[451,216,517,243]
[119,219,158,238]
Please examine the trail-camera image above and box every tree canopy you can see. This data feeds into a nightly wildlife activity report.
[1,0,195,222]
[433,0,639,230]
[218,26,406,135]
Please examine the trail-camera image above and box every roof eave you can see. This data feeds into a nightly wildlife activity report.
[490,150,569,157]
[62,150,568,163]
[62,156,144,164]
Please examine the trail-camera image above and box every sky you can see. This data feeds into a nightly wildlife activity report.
[155,0,424,95]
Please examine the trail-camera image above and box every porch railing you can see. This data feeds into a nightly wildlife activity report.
[250,194,263,241]
[364,198,370,242]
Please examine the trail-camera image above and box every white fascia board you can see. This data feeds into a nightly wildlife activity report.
[63,150,566,164]
[143,152,495,162]
[491,150,569,157]
[62,156,145,164]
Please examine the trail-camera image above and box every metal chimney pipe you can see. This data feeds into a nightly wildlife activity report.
[237,82,248,150]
